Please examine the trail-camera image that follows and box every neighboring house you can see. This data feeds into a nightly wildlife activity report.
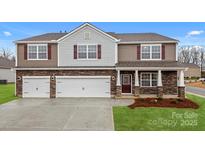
[15,23,187,98]
[184,63,201,78]
[0,57,15,83]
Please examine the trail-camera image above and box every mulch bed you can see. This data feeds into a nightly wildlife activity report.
[128,98,199,109]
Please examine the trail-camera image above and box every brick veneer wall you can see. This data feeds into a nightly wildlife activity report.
[16,70,117,98]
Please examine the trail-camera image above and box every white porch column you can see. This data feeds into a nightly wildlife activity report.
[179,70,185,87]
[157,70,163,86]
[135,70,139,86]
[116,70,121,86]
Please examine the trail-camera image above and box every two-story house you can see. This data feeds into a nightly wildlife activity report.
[15,23,186,98]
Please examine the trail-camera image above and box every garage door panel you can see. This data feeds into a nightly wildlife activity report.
[23,77,50,98]
[56,77,111,98]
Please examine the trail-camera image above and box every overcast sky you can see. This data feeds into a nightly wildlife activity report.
[0,22,205,54]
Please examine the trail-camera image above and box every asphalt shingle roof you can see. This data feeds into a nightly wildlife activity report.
[116,61,187,68]
[108,32,178,42]
[16,32,178,43]
[17,33,68,42]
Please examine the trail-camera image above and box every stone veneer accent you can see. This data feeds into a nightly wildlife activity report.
[16,70,116,98]
[157,86,163,97]
[50,76,56,98]
[116,86,122,97]
[134,86,140,96]
[178,87,185,98]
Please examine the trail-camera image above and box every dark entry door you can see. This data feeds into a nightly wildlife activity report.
[122,74,132,93]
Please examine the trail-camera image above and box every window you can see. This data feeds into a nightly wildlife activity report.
[152,46,160,59]
[141,46,150,59]
[38,45,48,59]
[141,73,158,87]
[28,46,37,59]
[88,45,97,59]
[141,45,161,60]
[77,45,97,59]
[78,45,87,59]
[28,44,48,60]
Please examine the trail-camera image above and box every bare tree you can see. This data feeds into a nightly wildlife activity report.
[0,48,13,59]
[178,46,192,63]
[11,55,16,62]
[178,46,205,65]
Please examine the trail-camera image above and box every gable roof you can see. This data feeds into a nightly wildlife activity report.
[0,57,15,69]
[57,23,119,42]
[15,23,178,43]
[108,32,178,43]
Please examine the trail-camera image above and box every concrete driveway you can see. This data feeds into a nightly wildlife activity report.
[0,98,131,131]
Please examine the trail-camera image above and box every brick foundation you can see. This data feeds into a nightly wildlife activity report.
[178,87,185,98]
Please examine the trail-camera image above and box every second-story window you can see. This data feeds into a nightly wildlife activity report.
[78,45,97,60]
[141,44,161,60]
[28,44,48,60]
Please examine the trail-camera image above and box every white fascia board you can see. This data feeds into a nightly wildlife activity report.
[116,67,188,71]
[57,23,119,43]
[15,67,115,71]
[118,41,178,44]
[56,76,111,79]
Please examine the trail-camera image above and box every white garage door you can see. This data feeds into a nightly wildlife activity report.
[56,76,111,98]
[23,76,50,98]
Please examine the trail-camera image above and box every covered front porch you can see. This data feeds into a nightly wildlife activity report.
[115,68,186,98]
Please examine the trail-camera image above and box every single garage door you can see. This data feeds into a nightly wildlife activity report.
[56,76,111,98]
[23,76,50,98]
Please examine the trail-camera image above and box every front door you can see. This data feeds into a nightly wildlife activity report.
[122,74,132,94]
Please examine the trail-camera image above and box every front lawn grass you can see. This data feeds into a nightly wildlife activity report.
[0,84,18,105]
[113,94,205,131]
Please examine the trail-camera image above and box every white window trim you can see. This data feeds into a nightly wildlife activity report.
[141,44,161,60]
[140,72,158,87]
[77,44,98,60]
[27,44,48,60]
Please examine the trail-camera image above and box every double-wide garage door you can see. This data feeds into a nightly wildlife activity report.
[22,76,111,98]
[56,76,111,98]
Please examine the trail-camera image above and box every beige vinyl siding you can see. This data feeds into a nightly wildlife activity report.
[118,44,137,61]
[17,43,58,67]
[118,43,177,62]
[58,25,116,67]
[164,43,176,61]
